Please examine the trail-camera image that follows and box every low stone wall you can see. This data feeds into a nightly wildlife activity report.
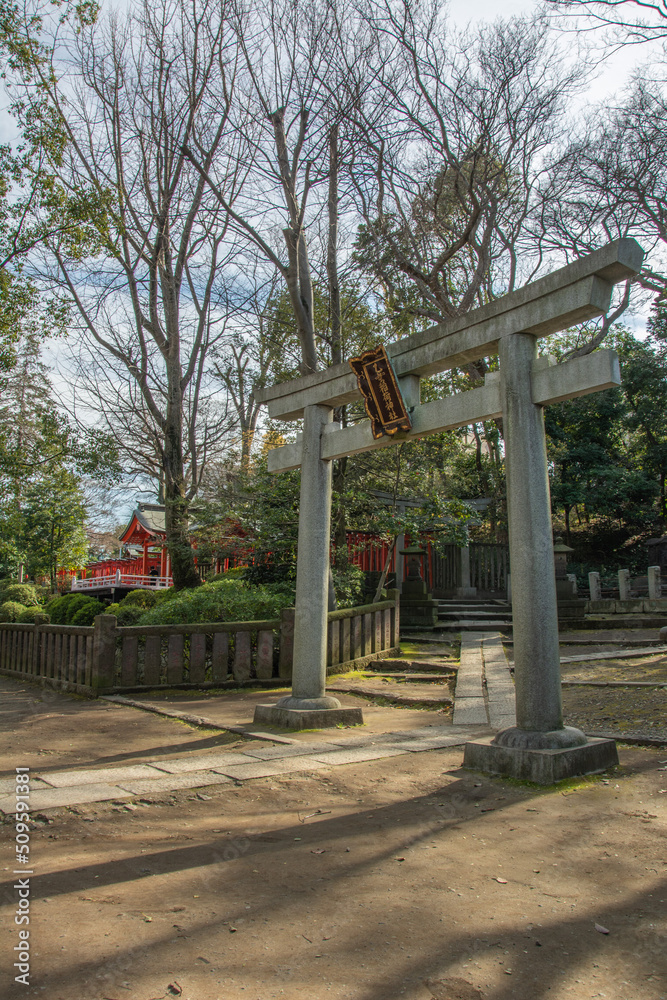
[587,598,667,615]
[0,597,400,696]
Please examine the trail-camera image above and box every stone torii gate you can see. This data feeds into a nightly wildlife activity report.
[253,239,643,782]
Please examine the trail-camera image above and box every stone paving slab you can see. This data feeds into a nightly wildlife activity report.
[385,736,470,752]
[40,764,167,788]
[149,752,253,773]
[0,783,132,813]
[240,742,341,760]
[117,771,233,795]
[483,637,516,729]
[559,646,667,664]
[212,757,328,780]
[0,776,53,795]
[453,698,488,726]
[309,747,409,765]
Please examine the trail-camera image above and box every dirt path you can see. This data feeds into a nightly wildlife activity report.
[1,677,666,1000]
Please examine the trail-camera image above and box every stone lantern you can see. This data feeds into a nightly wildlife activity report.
[553,536,584,619]
[553,537,574,582]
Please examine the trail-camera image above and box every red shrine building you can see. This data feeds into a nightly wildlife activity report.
[72,504,172,596]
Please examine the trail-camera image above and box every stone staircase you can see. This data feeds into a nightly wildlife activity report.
[434,598,513,633]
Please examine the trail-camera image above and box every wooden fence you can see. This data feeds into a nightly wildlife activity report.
[0,598,399,697]
[431,543,509,596]
[470,543,509,594]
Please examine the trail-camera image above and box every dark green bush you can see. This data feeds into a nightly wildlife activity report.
[119,589,159,609]
[137,579,294,626]
[17,606,47,624]
[46,593,103,625]
[46,594,78,623]
[106,602,144,626]
[0,601,27,622]
[70,600,106,626]
[3,583,40,606]
[64,594,96,624]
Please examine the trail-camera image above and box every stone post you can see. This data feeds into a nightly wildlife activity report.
[588,572,602,601]
[618,569,630,601]
[566,573,578,595]
[278,608,295,680]
[91,614,117,695]
[254,405,363,728]
[456,544,477,598]
[648,565,662,600]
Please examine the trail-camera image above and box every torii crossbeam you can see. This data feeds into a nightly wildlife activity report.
[253,238,643,783]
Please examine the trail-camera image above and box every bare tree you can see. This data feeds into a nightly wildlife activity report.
[18,0,247,587]
[348,3,586,330]
[184,0,347,376]
[544,0,667,44]
[537,73,667,356]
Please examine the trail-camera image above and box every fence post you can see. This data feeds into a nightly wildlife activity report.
[91,614,117,695]
[618,569,631,601]
[278,608,295,680]
[386,589,400,647]
[588,572,602,601]
[648,565,662,600]
[32,614,49,677]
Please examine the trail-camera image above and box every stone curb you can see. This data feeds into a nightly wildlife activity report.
[100,695,298,744]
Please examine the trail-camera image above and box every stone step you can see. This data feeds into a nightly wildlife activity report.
[434,620,513,632]
[438,602,510,613]
[439,610,511,620]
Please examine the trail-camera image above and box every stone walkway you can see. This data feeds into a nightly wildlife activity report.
[453,631,516,728]
[0,725,489,815]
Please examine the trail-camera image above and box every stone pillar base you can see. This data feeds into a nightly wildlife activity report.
[462,735,618,784]
[253,703,364,730]
[456,587,478,598]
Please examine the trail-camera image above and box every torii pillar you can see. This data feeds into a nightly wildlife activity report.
[461,335,616,783]
[253,404,363,729]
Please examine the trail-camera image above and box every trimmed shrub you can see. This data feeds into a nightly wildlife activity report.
[17,606,47,624]
[106,602,144,626]
[70,600,106,626]
[46,594,79,624]
[3,584,40,607]
[63,594,96,624]
[138,579,294,626]
[0,601,27,622]
[119,589,159,610]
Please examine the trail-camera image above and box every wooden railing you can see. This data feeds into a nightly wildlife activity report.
[0,597,400,696]
[72,572,173,592]
[0,621,96,695]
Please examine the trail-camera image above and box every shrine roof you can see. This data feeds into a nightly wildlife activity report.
[119,503,167,545]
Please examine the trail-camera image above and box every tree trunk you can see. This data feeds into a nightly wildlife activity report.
[163,404,200,590]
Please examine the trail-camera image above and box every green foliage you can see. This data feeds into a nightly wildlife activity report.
[0,600,26,621]
[332,563,365,609]
[3,583,40,606]
[17,605,46,623]
[119,589,159,609]
[45,593,79,623]
[545,330,666,553]
[70,599,105,626]
[105,602,144,626]
[137,579,294,627]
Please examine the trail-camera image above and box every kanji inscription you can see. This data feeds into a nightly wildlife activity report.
[348,345,412,439]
